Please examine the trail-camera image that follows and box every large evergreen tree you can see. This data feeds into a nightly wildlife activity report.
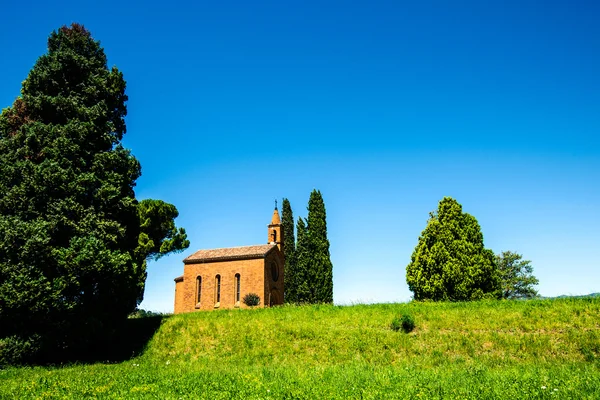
[0,24,188,363]
[406,197,500,301]
[294,217,311,303]
[306,190,334,303]
[281,198,297,303]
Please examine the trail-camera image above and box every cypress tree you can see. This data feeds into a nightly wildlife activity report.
[306,189,333,303]
[294,217,311,303]
[281,198,296,303]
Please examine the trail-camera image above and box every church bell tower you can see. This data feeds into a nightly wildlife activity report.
[268,201,283,253]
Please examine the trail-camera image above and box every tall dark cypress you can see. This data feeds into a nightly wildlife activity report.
[281,198,296,303]
[294,217,311,303]
[306,189,333,303]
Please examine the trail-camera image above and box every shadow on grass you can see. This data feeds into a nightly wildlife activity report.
[33,315,167,366]
[91,315,166,363]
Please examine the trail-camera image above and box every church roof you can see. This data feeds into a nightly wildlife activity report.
[183,244,277,264]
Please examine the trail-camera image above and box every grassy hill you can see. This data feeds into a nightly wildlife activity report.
[1,297,599,399]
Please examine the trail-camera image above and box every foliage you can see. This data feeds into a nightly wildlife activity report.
[137,200,190,262]
[401,313,416,333]
[0,24,187,364]
[294,217,311,302]
[391,314,415,333]
[283,190,333,304]
[0,335,41,366]
[406,197,501,301]
[390,316,402,332]
[306,190,334,303]
[496,251,539,299]
[281,198,297,303]
[134,199,189,304]
[243,293,260,307]
[128,309,165,319]
[390,314,415,333]
[1,298,599,397]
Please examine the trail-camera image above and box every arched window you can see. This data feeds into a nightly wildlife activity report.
[215,275,221,304]
[272,229,277,243]
[235,273,241,303]
[196,276,202,306]
[271,262,279,282]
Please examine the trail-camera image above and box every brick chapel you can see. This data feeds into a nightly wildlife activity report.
[173,206,285,313]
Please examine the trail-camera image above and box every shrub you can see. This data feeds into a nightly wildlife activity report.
[401,314,416,333]
[243,293,261,307]
[391,313,415,333]
[0,335,42,366]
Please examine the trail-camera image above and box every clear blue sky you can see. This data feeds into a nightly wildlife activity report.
[1,1,598,312]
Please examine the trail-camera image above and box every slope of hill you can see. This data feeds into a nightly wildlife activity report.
[1,298,599,399]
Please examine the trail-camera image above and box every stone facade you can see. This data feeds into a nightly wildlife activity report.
[174,207,284,313]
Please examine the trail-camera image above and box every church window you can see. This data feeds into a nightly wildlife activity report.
[272,229,277,243]
[271,262,279,282]
[195,276,202,308]
[235,273,241,304]
[215,275,221,305]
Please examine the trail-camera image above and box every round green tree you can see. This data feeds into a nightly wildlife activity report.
[406,197,500,301]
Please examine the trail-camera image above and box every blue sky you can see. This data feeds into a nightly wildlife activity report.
[1,1,598,311]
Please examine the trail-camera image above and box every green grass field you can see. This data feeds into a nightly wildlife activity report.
[1,297,599,399]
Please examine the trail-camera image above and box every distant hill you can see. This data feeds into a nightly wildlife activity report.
[542,292,600,299]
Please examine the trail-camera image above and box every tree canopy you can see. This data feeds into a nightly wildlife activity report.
[406,197,500,301]
[496,251,539,299]
[0,24,188,364]
[137,199,190,262]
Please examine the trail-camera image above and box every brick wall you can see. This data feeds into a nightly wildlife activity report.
[174,278,184,313]
[264,250,285,306]
[175,257,267,313]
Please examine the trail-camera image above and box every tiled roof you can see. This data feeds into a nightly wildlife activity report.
[174,275,184,282]
[183,244,277,264]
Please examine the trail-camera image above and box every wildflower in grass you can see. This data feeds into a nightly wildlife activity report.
[541,386,547,389]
